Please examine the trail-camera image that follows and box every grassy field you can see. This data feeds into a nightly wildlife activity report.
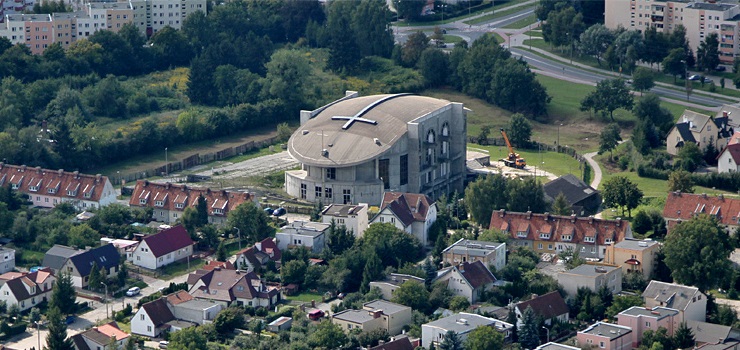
[159,258,205,280]
[443,34,464,43]
[285,291,326,303]
[470,144,584,177]
[502,14,537,29]
[464,3,533,25]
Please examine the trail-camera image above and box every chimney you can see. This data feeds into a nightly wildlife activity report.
[719,194,724,200]
[41,120,48,132]
[58,169,63,176]
[165,182,171,190]
[616,218,621,227]
[143,180,149,187]
[544,212,550,221]
[378,340,385,345]
[702,193,707,198]
[724,111,729,117]
[589,216,594,224]
[371,310,382,319]
[20,165,26,172]
[36,166,41,174]
[499,209,506,218]
[73,171,79,179]
[571,214,577,223]
[95,174,101,183]
[526,211,532,219]
[222,190,227,197]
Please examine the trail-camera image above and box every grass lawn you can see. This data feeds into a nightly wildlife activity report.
[464,3,533,25]
[470,144,584,177]
[443,34,464,43]
[159,258,205,280]
[14,248,45,268]
[493,32,506,44]
[285,291,326,303]
[502,14,536,29]
[399,0,527,27]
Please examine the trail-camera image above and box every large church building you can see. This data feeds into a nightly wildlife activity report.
[285,92,467,207]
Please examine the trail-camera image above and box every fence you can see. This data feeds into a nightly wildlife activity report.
[472,137,586,163]
[116,136,278,185]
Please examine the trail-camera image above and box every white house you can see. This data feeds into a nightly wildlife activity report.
[43,244,120,289]
[434,261,497,303]
[0,268,55,312]
[718,144,740,173]
[371,192,437,244]
[71,322,130,350]
[131,225,195,270]
[0,246,15,274]
[187,269,280,308]
[421,312,513,349]
[441,239,506,272]
[642,281,707,322]
[321,203,369,237]
[131,291,220,338]
[557,264,622,296]
[514,291,569,328]
[275,221,329,254]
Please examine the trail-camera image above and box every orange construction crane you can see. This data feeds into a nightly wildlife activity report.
[499,129,526,169]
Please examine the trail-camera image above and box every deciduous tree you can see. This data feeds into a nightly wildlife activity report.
[599,123,621,160]
[697,33,720,72]
[507,113,532,148]
[466,324,504,350]
[667,170,694,193]
[602,176,643,217]
[464,174,509,228]
[580,79,633,121]
[664,214,731,291]
[631,67,655,94]
[391,280,430,313]
[579,24,614,66]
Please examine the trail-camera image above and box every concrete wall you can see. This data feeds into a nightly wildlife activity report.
[719,150,740,173]
[558,267,622,296]
[131,308,158,337]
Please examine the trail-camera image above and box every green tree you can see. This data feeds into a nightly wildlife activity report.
[401,31,430,67]
[307,320,348,349]
[391,280,430,313]
[281,259,307,285]
[68,224,100,248]
[326,1,361,72]
[264,49,311,108]
[213,306,246,336]
[117,261,127,286]
[579,24,614,66]
[46,305,74,350]
[179,207,200,236]
[507,113,532,148]
[506,177,549,213]
[697,33,720,72]
[50,271,76,315]
[673,322,695,349]
[168,327,207,350]
[216,241,227,262]
[361,250,383,293]
[559,247,585,269]
[631,67,655,94]
[88,261,103,293]
[150,26,193,68]
[542,6,585,51]
[327,220,355,255]
[361,223,423,265]
[676,142,703,172]
[195,194,208,226]
[662,48,688,83]
[664,215,732,291]
[419,48,449,87]
[488,59,551,117]
[580,79,634,121]
[518,306,540,349]
[599,123,622,160]
[466,324,504,350]
[464,174,509,227]
[439,330,463,350]
[632,210,653,235]
[602,176,643,217]
[448,296,470,312]
[227,202,274,244]
[29,306,41,324]
[351,0,394,58]
[643,26,669,67]
[667,170,694,193]
[632,93,674,134]
[551,192,571,215]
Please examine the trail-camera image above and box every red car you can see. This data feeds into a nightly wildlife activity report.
[308,309,325,321]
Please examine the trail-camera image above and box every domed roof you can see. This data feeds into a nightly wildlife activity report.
[288,94,451,167]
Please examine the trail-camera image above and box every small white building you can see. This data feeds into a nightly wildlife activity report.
[718,144,740,173]
[0,246,15,274]
[370,192,437,245]
[131,291,220,338]
[642,281,708,323]
[0,268,55,312]
[275,221,329,254]
[321,203,369,237]
[131,225,195,270]
[421,312,513,349]
[369,273,426,300]
[434,261,497,304]
[441,239,506,272]
[71,322,130,350]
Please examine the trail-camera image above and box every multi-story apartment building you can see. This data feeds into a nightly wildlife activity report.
[605,0,740,64]
[0,0,36,19]
[0,0,205,53]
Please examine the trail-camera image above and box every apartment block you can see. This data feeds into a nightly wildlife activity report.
[130,0,205,36]
[605,0,740,64]
[0,0,36,18]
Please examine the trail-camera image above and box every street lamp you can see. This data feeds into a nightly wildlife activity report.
[164,147,168,178]
[35,321,42,350]
[234,227,241,252]
[557,123,563,150]
[100,282,109,320]
[681,59,691,100]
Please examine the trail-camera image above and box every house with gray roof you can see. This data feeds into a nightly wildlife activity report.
[666,110,733,155]
[44,244,120,288]
[557,264,622,296]
[642,281,707,322]
[577,322,632,350]
[332,300,412,336]
[286,92,467,207]
[535,343,581,350]
[321,203,369,237]
[421,312,513,349]
[543,174,601,216]
[275,221,329,254]
[442,238,506,272]
[369,273,425,300]
[187,268,280,307]
[43,244,81,274]
[515,291,569,327]
[617,306,680,347]
[688,321,740,347]
[435,260,498,303]
[131,290,221,338]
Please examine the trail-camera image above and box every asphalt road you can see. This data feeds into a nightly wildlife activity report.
[511,48,732,108]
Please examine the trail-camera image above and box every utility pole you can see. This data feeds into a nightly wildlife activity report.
[101,282,109,320]
[234,227,241,252]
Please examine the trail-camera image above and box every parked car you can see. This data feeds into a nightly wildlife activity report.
[688,74,703,81]
[65,316,75,325]
[272,207,286,217]
[159,341,169,349]
[308,309,325,321]
[126,287,141,296]
[264,207,274,215]
[715,65,727,71]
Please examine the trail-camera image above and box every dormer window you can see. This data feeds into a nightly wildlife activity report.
[47,188,56,194]
[84,192,92,199]
[561,235,572,241]
[539,233,550,239]
[175,203,184,209]
[213,208,224,215]
[66,190,77,196]
[139,198,146,205]
[29,185,38,192]
[517,231,527,238]
[584,236,595,243]
[605,238,613,244]
[155,200,164,207]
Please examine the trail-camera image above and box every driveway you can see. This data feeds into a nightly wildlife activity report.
[583,152,602,189]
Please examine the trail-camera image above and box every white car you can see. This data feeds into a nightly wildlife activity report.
[125,287,141,296]
[159,341,169,349]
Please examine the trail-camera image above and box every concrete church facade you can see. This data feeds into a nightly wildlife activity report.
[285,91,467,207]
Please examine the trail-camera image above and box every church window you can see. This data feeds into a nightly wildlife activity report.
[400,155,408,186]
[315,186,322,198]
[300,184,307,199]
[343,189,351,204]
[326,168,336,180]
[379,159,389,190]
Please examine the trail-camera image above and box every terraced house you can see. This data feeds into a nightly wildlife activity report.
[0,163,116,210]
[489,210,632,260]
[129,180,253,225]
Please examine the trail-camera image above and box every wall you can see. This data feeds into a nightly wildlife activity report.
[131,308,157,337]
[132,242,157,270]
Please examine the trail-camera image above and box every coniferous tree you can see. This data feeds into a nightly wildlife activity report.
[46,305,74,350]
[438,330,463,350]
[518,306,540,349]
[360,250,383,293]
[552,192,571,215]
[196,195,208,226]
[50,271,76,315]
[674,322,695,349]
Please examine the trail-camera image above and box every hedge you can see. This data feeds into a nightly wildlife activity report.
[0,322,27,340]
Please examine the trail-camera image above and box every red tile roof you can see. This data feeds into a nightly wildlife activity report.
[379,192,435,227]
[489,210,630,245]
[255,238,281,262]
[663,192,740,228]
[141,225,194,258]
[165,290,194,305]
[719,144,740,164]
[202,260,235,271]
[0,163,110,203]
[128,180,252,217]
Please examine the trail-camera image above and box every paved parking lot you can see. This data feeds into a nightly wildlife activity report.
[197,151,299,179]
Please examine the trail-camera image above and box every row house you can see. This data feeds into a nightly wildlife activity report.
[0,268,55,312]
[0,163,116,210]
[489,210,632,260]
[662,191,740,233]
[129,180,253,226]
[187,268,280,308]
